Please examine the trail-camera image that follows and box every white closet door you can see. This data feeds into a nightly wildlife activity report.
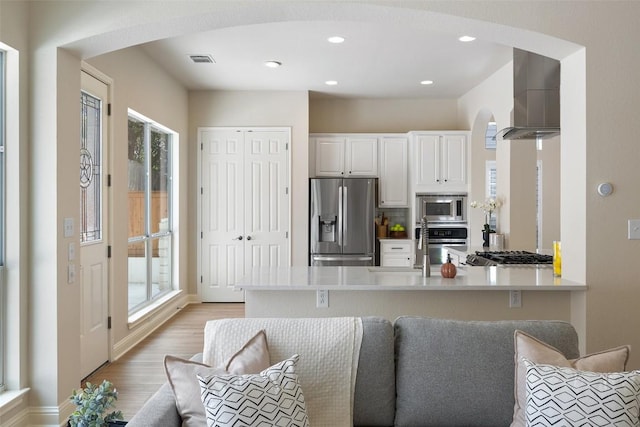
[200,128,290,302]
[201,129,245,302]
[243,131,289,272]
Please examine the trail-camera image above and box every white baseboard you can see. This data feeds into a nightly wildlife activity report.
[26,404,62,427]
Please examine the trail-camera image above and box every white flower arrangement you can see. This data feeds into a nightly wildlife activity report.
[470,198,502,231]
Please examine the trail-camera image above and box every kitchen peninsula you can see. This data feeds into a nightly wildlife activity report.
[236,266,587,341]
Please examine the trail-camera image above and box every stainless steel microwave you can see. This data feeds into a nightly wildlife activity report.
[416,194,467,224]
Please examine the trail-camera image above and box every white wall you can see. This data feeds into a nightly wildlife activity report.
[310,97,459,133]
[538,137,561,249]
[458,62,513,247]
[188,91,310,268]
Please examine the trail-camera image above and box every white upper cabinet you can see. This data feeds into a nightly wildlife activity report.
[346,137,378,176]
[414,132,468,192]
[313,135,377,177]
[379,136,409,207]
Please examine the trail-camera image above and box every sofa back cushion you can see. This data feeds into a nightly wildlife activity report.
[393,317,579,427]
[354,317,395,426]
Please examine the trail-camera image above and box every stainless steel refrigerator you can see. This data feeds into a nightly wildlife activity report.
[309,178,377,266]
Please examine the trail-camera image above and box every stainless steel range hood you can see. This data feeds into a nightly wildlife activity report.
[496,48,560,140]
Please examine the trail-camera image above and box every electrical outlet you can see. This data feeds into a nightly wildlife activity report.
[628,219,640,239]
[316,289,329,308]
[509,290,521,308]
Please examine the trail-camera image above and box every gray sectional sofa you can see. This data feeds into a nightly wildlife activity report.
[126,316,579,427]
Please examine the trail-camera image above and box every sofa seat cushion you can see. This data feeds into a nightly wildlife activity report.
[393,317,579,427]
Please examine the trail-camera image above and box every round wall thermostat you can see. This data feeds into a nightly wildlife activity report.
[597,182,613,197]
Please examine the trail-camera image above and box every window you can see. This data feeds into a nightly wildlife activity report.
[0,49,5,392]
[485,121,497,149]
[127,111,174,313]
[486,160,497,230]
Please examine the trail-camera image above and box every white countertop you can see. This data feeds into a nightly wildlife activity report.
[235,266,586,291]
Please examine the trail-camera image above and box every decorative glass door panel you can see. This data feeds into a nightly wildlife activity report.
[80,91,102,243]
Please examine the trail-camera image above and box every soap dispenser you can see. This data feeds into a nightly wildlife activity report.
[440,254,457,278]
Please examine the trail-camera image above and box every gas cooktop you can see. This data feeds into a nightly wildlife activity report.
[465,251,553,266]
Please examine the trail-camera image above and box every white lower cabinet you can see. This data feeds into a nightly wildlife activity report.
[380,239,413,267]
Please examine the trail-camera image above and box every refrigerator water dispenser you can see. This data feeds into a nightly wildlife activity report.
[319,216,337,242]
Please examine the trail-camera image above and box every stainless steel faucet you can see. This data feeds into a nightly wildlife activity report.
[420,215,430,277]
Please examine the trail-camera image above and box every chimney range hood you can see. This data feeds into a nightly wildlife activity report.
[496,48,560,140]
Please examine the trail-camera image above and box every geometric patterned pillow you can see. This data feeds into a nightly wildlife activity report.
[524,358,640,427]
[198,354,309,427]
[512,330,631,427]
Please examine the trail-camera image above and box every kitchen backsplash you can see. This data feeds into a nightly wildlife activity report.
[376,207,410,230]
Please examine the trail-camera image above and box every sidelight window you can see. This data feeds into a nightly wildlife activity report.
[127,110,175,313]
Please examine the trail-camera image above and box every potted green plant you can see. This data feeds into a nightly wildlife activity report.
[69,380,125,427]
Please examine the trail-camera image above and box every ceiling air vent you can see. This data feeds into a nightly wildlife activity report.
[189,55,215,64]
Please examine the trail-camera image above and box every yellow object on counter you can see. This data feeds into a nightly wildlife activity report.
[553,241,562,277]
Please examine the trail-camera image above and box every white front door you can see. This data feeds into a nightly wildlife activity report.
[79,71,110,378]
[199,128,289,302]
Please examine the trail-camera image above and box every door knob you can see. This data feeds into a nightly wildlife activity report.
[233,235,243,240]
[246,236,252,241]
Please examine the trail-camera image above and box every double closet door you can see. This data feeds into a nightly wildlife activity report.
[199,128,290,302]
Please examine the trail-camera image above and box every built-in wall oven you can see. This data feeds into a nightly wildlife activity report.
[414,224,468,266]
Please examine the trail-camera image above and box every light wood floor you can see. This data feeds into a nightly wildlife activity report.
[84,303,245,420]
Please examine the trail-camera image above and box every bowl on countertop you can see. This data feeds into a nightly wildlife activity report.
[389,231,408,239]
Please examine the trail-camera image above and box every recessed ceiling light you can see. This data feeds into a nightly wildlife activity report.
[420,80,434,85]
[328,36,345,44]
[325,80,338,86]
[458,35,476,42]
[264,60,282,68]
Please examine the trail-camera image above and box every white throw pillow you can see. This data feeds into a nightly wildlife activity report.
[164,329,270,427]
[524,358,640,427]
[198,354,309,427]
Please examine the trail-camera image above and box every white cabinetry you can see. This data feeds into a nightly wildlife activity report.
[379,136,409,207]
[313,135,377,177]
[414,132,468,192]
[379,239,413,267]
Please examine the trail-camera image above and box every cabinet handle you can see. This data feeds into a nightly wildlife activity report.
[233,236,243,241]
[391,247,403,250]
[246,236,252,241]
